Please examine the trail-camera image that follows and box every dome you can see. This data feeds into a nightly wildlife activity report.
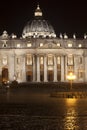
[22,5,56,38]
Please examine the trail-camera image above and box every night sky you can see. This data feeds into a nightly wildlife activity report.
[0,0,87,38]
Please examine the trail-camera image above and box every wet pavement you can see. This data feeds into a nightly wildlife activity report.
[0,87,87,129]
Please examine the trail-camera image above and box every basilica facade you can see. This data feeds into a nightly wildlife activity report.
[0,5,87,83]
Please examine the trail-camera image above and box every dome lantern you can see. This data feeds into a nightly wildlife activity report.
[34,4,42,17]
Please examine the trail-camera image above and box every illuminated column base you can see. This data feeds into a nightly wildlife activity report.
[37,55,40,82]
[44,56,48,82]
[33,55,36,82]
[61,56,64,82]
[54,55,57,82]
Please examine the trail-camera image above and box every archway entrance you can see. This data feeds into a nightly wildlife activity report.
[2,67,8,83]
[26,71,33,81]
[48,70,54,81]
[40,71,44,81]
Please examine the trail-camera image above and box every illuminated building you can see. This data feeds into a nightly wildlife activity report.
[0,5,87,83]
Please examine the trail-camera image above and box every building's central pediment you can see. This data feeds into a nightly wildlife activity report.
[38,42,62,49]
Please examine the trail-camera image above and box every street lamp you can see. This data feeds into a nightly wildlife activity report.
[67,72,76,90]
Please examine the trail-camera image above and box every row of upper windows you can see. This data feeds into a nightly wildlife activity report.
[26,54,83,66]
[2,43,32,48]
[0,55,83,68]
[57,43,82,48]
[1,43,84,48]
[26,55,61,66]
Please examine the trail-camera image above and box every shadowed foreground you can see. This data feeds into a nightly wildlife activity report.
[0,83,87,129]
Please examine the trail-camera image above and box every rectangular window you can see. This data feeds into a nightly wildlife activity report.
[40,57,44,65]
[17,44,20,47]
[68,66,73,70]
[67,66,74,77]
[67,55,74,65]
[26,55,32,65]
[57,56,61,70]
[40,43,43,47]
[78,70,83,78]
[68,43,72,47]
[40,56,44,72]
[79,57,82,64]
[57,43,61,47]
[57,56,61,64]
[3,56,7,65]
[48,55,53,65]
[17,58,21,64]
[27,43,31,47]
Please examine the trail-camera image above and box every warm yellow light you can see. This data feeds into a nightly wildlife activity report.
[68,43,72,47]
[57,43,60,47]
[27,43,31,47]
[78,44,82,47]
[17,44,20,48]
[40,43,43,47]
[66,98,77,105]
[35,12,42,16]
[66,72,76,90]
[67,72,76,80]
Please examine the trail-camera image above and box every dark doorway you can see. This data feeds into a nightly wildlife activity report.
[57,71,61,81]
[40,71,44,81]
[2,67,8,83]
[26,71,33,81]
[48,70,54,81]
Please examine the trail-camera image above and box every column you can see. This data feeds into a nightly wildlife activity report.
[44,56,47,82]
[21,55,26,82]
[14,51,17,80]
[74,56,78,82]
[8,52,15,81]
[33,55,36,82]
[65,55,67,81]
[61,56,64,81]
[13,50,17,80]
[54,55,57,82]
[37,55,40,82]
[0,55,2,80]
[84,56,87,81]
